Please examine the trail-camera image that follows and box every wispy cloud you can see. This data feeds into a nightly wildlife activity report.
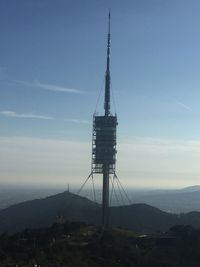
[0,110,90,124]
[64,118,90,124]
[175,101,192,111]
[0,110,54,120]
[16,80,83,94]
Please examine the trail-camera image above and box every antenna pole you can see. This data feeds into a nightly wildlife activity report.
[104,11,111,117]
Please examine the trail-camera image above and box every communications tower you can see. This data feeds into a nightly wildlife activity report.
[92,12,118,228]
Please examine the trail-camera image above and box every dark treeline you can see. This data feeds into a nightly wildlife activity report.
[0,222,200,267]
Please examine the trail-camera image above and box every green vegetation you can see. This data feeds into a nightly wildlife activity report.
[0,222,200,266]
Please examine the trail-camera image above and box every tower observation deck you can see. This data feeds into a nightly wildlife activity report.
[92,12,118,228]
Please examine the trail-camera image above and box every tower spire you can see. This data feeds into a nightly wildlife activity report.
[104,11,111,116]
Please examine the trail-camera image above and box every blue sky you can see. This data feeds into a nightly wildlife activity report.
[1,0,200,189]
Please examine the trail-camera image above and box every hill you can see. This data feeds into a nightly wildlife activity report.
[1,191,200,234]
[131,187,200,213]
[0,191,99,233]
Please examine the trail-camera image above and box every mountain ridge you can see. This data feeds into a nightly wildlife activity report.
[1,190,200,234]
[131,187,200,213]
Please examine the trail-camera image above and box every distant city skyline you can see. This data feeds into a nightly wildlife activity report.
[1,0,200,189]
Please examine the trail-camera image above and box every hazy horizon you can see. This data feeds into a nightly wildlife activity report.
[0,180,199,191]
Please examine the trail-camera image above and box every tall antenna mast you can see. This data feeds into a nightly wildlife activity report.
[76,11,129,230]
[104,11,111,116]
[92,11,118,229]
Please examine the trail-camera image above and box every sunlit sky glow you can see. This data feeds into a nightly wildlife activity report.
[1,0,200,189]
